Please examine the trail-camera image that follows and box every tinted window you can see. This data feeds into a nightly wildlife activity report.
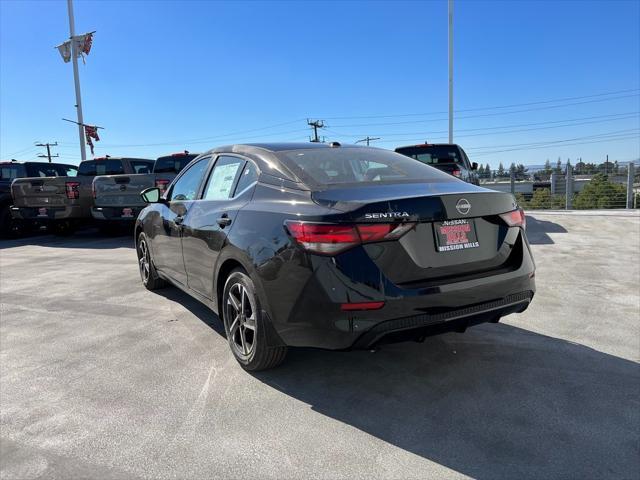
[0,164,25,180]
[395,145,465,167]
[26,164,78,177]
[234,162,258,196]
[169,157,209,201]
[78,160,125,176]
[153,155,198,174]
[276,147,453,187]
[203,156,244,200]
[130,160,153,174]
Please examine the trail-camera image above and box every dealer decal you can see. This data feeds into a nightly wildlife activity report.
[435,219,480,252]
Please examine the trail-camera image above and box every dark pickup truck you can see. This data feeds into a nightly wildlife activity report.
[395,143,479,185]
[91,152,198,225]
[11,157,153,234]
[1,160,78,237]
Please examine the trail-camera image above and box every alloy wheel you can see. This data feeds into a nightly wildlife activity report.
[225,282,257,358]
[138,237,150,284]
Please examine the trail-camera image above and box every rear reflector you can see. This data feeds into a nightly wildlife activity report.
[500,208,526,229]
[285,221,415,255]
[341,301,385,311]
[65,181,80,200]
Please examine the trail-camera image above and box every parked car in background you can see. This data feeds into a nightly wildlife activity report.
[1,160,78,237]
[11,156,153,235]
[91,152,198,227]
[135,143,534,371]
[395,143,480,185]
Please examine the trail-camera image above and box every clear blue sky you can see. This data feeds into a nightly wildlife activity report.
[1,0,639,168]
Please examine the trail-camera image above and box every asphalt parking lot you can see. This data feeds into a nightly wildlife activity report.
[1,211,639,480]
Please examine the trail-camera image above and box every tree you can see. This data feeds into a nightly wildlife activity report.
[544,158,552,173]
[565,159,572,174]
[554,158,563,174]
[484,163,492,179]
[497,162,505,178]
[574,174,627,209]
[528,188,565,209]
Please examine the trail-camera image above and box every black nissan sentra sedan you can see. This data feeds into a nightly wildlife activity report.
[135,142,535,370]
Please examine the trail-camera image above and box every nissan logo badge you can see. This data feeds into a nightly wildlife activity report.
[455,198,471,215]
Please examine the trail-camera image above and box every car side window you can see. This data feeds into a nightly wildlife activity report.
[202,156,245,201]
[168,157,209,201]
[233,162,258,196]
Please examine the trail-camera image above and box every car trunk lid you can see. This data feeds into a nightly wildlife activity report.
[312,183,521,285]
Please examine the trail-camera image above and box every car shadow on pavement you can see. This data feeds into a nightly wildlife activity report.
[525,215,568,245]
[253,324,639,480]
[152,287,226,337]
[0,228,134,250]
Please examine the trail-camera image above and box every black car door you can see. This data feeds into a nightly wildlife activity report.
[181,155,258,299]
[152,156,211,286]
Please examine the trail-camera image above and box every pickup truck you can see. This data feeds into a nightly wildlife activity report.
[395,143,480,185]
[1,160,78,237]
[91,152,198,225]
[11,157,153,235]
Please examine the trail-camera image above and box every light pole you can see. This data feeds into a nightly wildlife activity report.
[67,0,87,161]
[448,0,454,144]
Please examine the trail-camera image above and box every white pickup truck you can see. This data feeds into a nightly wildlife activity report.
[91,152,198,226]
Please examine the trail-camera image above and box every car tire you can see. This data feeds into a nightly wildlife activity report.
[0,205,23,238]
[137,232,166,290]
[222,268,287,371]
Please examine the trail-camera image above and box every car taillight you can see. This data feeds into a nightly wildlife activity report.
[452,169,461,178]
[155,179,170,192]
[500,208,526,230]
[284,221,416,255]
[65,181,80,200]
[341,301,385,311]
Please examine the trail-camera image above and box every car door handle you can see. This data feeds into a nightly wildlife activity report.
[174,215,184,225]
[217,216,232,227]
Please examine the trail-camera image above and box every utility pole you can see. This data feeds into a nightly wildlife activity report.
[448,0,454,144]
[605,154,609,175]
[67,0,87,161]
[36,142,59,163]
[307,119,325,143]
[355,136,380,146]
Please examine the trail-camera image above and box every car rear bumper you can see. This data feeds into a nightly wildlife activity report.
[260,230,536,350]
[10,205,86,221]
[91,206,142,222]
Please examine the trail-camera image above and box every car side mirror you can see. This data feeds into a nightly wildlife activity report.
[141,187,165,204]
[471,162,478,171]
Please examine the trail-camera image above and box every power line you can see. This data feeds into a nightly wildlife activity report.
[471,134,640,157]
[328,94,640,128]
[465,128,639,151]
[317,88,640,120]
[325,111,639,138]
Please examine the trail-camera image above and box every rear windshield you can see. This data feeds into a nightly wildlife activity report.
[275,147,454,187]
[78,160,125,176]
[153,155,197,174]
[395,145,465,166]
[26,164,78,177]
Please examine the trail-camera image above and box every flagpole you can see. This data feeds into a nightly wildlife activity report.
[67,0,87,161]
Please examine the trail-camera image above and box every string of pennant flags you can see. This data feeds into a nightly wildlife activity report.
[56,31,94,64]
[62,118,102,155]
[56,22,102,157]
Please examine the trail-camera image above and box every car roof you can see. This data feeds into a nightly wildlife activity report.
[395,143,462,150]
[199,142,366,184]
[0,161,77,167]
